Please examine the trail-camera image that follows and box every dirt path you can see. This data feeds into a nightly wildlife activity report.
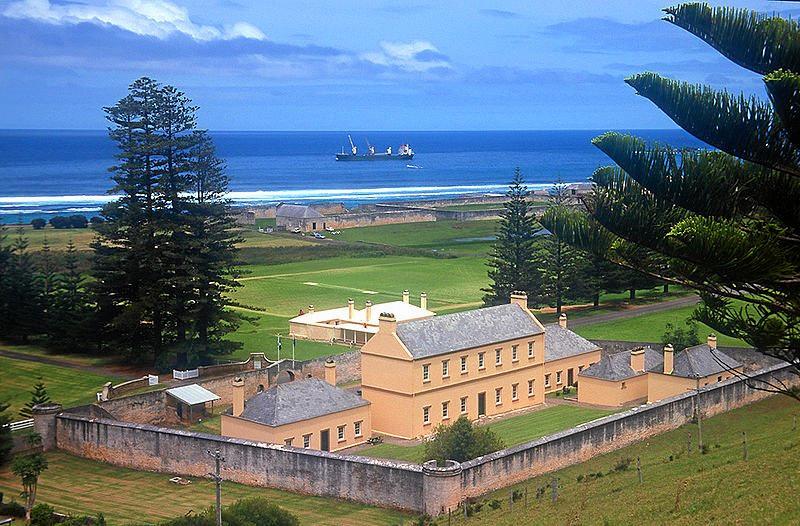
[0,348,135,379]
[568,294,700,328]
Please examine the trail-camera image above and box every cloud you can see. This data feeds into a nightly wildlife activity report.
[361,41,452,72]
[479,9,520,19]
[3,0,267,41]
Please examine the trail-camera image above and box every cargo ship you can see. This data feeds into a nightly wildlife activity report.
[336,135,414,161]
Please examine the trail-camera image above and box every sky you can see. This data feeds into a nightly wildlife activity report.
[0,0,794,130]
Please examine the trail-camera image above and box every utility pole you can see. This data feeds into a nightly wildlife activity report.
[207,449,225,526]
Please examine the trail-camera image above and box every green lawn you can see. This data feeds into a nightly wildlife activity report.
[574,304,749,347]
[0,452,411,526]
[0,354,118,416]
[335,220,497,256]
[359,405,617,464]
[440,395,800,525]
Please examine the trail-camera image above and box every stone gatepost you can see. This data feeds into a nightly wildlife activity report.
[32,403,63,451]
[421,460,463,516]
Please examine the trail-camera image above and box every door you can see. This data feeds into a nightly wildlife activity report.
[567,368,574,386]
[477,392,486,417]
[312,222,317,230]
[320,429,330,452]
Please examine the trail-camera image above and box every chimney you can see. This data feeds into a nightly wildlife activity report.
[402,289,410,304]
[630,348,645,373]
[347,298,355,320]
[324,359,336,386]
[365,300,373,321]
[510,291,528,310]
[420,292,428,311]
[663,344,674,375]
[379,312,397,334]
[707,333,717,350]
[308,304,315,313]
[232,376,245,417]
[558,313,568,329]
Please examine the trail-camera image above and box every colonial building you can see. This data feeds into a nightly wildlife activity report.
[543,314,602,393]
[221,361,371,452]
[360,293,601,439]
[275,203,326,232]
[289,291,434,345]
[578,335,743,406]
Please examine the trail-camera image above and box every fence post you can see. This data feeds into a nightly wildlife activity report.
[742,431,748,461]
[793,415,797,432]
[550,477,558,503]
[687,431,692,455]
[524,486,528,508]
[509,491,513,511]
[636,456,643,484]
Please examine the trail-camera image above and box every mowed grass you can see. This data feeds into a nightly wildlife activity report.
[0,354,118,416]
[359,405,617,464]
[0,452,411,526]
[574,304,749,347]
[441,395,800,525]
[335,220,497,256]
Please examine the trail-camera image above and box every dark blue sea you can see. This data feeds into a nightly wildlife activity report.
[0,129,704,223]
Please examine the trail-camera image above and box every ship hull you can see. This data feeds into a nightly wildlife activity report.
[335,153,414,161]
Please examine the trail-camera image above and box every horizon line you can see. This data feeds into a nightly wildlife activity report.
[0,127,685,133]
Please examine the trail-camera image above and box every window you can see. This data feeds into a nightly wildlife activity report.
[512,345,518,362]
[442,401,449,419]
[478,352,485,369]
[337,425,346,441]
[442,360,450,378]
[528,341,534,358]
[495,348,502,365]
[621,382,627,390]
[556,371,563,385]
[717,376,722,382]
[422,363,430,382]
[578,365,584,372]
[460,356,468,374]
[460,396,467,414]
[495,387,502,405]
[545,374,551,388]
[354,421,363,437]
[423,406,431,424]
[284,437,294,446]
[528,379,535,396]
[512,383,519,401]
[303,434,311,448]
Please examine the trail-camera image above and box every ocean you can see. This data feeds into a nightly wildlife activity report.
[0,129,705,223]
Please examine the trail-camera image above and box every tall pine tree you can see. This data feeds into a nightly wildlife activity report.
[483,169,543,306]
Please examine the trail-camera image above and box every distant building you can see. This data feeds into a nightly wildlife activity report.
[221,362,371,452]
[275,203,326,232]
[578,335,743,406]
[360,293,601,439]
[289,290,434,345]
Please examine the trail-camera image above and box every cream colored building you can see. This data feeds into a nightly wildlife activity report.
[289,291,434,345]
[578,335,743,407]
[360,293,602,439]
[221,361,371,452]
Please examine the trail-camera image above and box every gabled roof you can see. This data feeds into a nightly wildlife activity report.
[658,344,742,378]
[290,300,433,327]
[544,324,601,361]
[395,303,543,359]
[166,384,220,406]
[238,378,368,427]
[276,203,324,219]
[579,347,663,381]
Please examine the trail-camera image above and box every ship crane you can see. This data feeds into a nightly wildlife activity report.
[348,134,357,155]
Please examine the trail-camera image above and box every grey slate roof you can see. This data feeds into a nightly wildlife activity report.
[276,203,324,219]
[658,344,742,378]
[396,303,543,359]
[579,347,663,381]
[544,324,601,361]
[239,378,368,427]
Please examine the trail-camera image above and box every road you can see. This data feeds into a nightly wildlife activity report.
[568,294,700,328]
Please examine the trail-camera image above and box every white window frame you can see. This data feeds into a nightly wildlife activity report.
[460,396,467,414]
[478,352,485,370]
[460,356,468,374]
[337,425,346,441]
[423,405,431,424]
[528,379,534,397]
[442,359,449,378]
[545,374,551,388]
[512,383,519,401]
[528,341,534,358]
[556,371,563,385]
[495,387,502,406]
[354,421,363,437]
[512,345,518,362]
[422,363,430,382]
[284,437,294,446]
[303,434,311,448]
[442,401,449,420]
[495,348,502,366]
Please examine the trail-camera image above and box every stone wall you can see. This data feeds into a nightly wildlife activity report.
[297,349,361,386]
[43,361,795,516]
[327,210,438,229]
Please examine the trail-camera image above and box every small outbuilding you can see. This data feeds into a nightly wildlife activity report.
[166,384,220,422]
[275,203,326,232]
[578,346,663,406]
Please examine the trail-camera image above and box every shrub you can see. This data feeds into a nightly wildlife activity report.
[662,322,700,352]
[49,215,89,229]
[611,457,632,473]
[512,489,523,502]
[30,503,57,526]
[576,474,585,482]
[0,500,26,517]
[424,416,505,463]
[89,216,105,225]
[222,497,299,526]
[488,499,502,510]
[31,218,47,230]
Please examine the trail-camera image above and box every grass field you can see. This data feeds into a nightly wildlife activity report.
[335,220,497,256]
[0,452,412,525]
[440,395,800,525]
[359,405,617,463]
[0,353,118,416]
[574,304,749,347]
